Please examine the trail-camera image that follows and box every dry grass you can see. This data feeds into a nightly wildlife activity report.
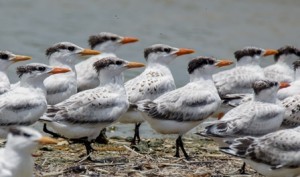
[16,136,264,177]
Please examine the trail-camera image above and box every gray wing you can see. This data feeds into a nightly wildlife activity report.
[44,88,128,124]
[213,67,264,96]
[248,128,300,169]
[282,95,300,128]
[138,85,220,122]
[205,102,284,137]
[125,70,176,103]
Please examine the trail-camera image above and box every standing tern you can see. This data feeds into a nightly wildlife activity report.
[0,63,70,137]
[118,44,195,145]
[44,42,100,105]
[40,57,145,160]
[76,32,139,92]
[0,51,31,94]
[136,56,233,159]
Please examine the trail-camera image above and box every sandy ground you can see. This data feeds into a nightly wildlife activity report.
[1,134,265,177]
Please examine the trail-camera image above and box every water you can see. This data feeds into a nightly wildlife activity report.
[0,0,300,137]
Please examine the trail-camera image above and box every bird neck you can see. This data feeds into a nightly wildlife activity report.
[0,70,10,85]
[99,72,124,87]
[20,77,47,95]
[2,144,34,175]
[190,70,214,83]
[146,62,173,75]
[254,92,277,103]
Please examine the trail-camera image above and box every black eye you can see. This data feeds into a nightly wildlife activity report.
[274,82,278,86]
[68,46,75,51]
[116,60,123,65]
[111,37,117,41]
[0,54,9,60]
[164,48,171,53]
[23,133,31,138]
[38,66,46,71]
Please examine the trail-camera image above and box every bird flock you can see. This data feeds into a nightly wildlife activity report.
[0,32,300,177]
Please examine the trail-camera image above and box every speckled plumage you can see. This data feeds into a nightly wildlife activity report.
[264,46,300,83]
[221,127,300,177]
[213,47,267,97]
[201,80,285,146]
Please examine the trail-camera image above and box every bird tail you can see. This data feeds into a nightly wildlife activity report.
[220,136,255,158]
[135,99,155,112]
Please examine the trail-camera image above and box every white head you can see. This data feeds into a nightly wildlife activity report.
[5,127,58,154]
[274,45,300,65]
[188,56,233,82]
[253,80,289,102]
[17,63,71,85]
[0,51,31,71]
[45,42,100,66]
[88,32,139,53]
[93,57,145,85]
[234,46,278,66]
[144,44,195,66]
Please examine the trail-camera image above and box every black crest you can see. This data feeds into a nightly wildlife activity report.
[0,51,10,60]
[293,60,300,71]
[16,65,47,78]
[252,80,278,95]
[188,56,217,74]
[88,32,120,49]
[274,45,300,61]
[234,47,263,61]
[144,44,174,59]
[9,127,32,138]
[93,57,124,73]
[45,43,76,57]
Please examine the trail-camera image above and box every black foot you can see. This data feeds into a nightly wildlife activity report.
[131,123,142,145]
[95,128,109,144]
[43,124,61,138]
[239,162,247,174]
[174,136,190,160]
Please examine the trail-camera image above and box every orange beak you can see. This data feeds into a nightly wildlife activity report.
[279,82,290,89]
[48,67,71,74]
[126,62,145,68]
[120,37,139,44]
[79,49,101,56]
[263,49,278,57]
[215,60,234,67]
[217,112,225,120]
[10,55,32,63]
[175,48,195,56]
[37,136,59,145]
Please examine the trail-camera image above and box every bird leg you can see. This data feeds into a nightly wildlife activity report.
[239,162,247,174]
[43,124,61,138]
[131,123,141,145]
[174,136,180,158]
[177,135,190,160]
[95,128,109,144]
[71,138,95,161]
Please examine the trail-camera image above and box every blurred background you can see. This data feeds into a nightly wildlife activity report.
[0,0,300,137]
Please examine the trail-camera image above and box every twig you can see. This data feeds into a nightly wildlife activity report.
[159,163,186,167]
[42,171,65,176]
[41,157,48,166]
[123,145,143,157]
[94,168,109,174]
[88,163,126,167]
[77,153,91,163]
